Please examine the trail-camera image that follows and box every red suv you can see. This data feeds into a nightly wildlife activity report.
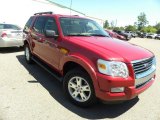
[23,12,156,107]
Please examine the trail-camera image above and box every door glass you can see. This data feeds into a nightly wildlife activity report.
[33,16,46,34]
[44,17,58,35]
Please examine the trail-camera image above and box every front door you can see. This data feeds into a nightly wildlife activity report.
[42,17,60,69]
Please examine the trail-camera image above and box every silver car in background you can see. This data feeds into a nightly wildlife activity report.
[0,23,23,47]
[146,33,157,39]
[155,34,160,40]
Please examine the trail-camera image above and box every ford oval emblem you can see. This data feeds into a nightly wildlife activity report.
[144,63,149,68]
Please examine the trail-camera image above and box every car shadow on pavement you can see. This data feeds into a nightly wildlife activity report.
[0,47,23,54]
[16,55,139,119]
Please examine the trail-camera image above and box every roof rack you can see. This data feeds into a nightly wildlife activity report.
[34,11,53,15]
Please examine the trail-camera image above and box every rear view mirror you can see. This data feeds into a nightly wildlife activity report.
[45,30,58,38]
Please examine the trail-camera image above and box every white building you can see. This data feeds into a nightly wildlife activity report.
[0,0,104,27]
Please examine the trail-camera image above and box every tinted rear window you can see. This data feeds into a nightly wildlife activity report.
[0,24,4,29]
[0,24,21,30]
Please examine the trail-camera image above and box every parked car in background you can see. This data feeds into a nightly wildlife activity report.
[23,12,156,107]
[0,23,23,47]
[105,29,126,41]
[113,30,132,40]
[141,33,149,38]
[155,34,160,40]
[146,33,157,39]
[126,31,138,38]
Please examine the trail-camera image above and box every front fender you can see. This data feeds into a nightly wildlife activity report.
[60,54,100,91]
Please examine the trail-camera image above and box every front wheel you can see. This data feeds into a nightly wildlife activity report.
[63,69,97,107]
[24,44,33,64]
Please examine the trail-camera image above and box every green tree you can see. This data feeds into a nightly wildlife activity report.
[125,25,136,32]
[157,30,160,34]
[155,22,160,34]
[137,12,149,30]
[103,20,109,28]
[120,27,125,30]
[141,26,157,33]
[113,27,124,31]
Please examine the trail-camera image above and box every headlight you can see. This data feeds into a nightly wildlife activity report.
[97,59,129,78]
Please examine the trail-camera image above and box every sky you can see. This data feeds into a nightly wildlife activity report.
[51,0,160,26]
[0,0,159,27]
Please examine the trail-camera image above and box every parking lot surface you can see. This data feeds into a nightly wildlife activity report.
[0,38,160,120]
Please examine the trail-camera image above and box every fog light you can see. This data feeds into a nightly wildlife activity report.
[111,87,124,93]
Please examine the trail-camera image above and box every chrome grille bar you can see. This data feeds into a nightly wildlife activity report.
[132,57,154,75]
[132,57,156,88]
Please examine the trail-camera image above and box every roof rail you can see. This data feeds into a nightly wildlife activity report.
[34,11,53,15]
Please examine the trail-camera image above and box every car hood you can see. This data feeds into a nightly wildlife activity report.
[68,36,153,62]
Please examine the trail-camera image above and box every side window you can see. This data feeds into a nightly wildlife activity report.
[33,16,46,34]
[44,17,58,35]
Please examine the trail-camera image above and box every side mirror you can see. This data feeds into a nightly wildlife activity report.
[45,30,58,38]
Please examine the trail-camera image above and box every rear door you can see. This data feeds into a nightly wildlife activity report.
[30,16,47,59]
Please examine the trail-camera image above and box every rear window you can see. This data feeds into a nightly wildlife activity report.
[0,24,4,29]
[0,24,21,30]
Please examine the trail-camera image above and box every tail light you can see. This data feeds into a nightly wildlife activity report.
[1,33,7,38]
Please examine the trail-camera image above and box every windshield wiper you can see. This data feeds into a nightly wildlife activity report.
[66,33,91,36]
[90,34,109,37]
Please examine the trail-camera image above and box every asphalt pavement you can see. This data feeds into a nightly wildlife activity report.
[0,38,160,120]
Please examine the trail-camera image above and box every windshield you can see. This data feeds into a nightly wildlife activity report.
[60,17,110,37]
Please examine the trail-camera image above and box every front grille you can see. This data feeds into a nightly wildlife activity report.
[132,57,154,76]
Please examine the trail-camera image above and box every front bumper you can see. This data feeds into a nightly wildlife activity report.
[95,72,155,101]
[0,38,24,47]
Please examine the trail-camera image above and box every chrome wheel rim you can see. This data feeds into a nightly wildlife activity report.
[68,76,91,102]
[25,47,30,61]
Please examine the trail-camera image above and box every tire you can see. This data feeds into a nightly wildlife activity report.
[63,68,97,107]
[24,44,33,64]
[126,37,131,41]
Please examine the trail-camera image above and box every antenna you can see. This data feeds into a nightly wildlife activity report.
[70,0,72,16]
[69,0,72,40]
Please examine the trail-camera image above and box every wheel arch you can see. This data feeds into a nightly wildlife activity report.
[61,55,100,91]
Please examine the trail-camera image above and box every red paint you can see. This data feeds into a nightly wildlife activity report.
[24,14,155,102]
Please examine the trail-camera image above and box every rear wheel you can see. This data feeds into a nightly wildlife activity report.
[24,44,33,64]
[63,69,97,107]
